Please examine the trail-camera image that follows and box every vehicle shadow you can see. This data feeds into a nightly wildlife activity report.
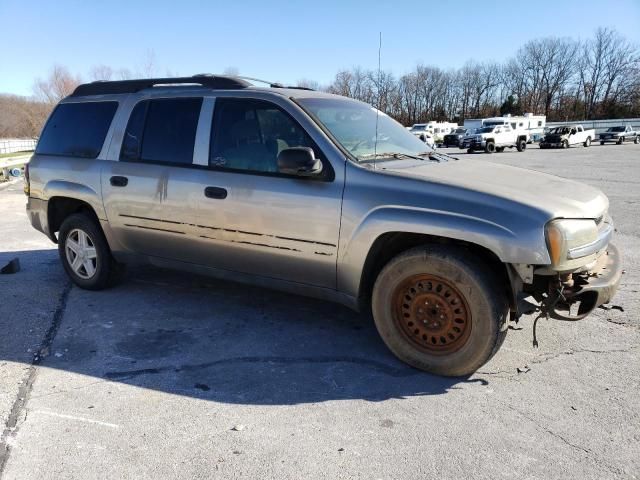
[0,249,488,406]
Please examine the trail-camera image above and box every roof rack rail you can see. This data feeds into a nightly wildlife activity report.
[237,76,315,91]
[70,75,251,97]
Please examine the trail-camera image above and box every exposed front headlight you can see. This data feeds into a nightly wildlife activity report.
[545,219,600,270]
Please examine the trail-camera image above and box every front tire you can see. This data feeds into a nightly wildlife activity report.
[584,137,591,147]
[484,141,496,154]
[516,139,526,152]
[634,136,639,144]
[371,245,509,377]
[58,213,121,290]
[618,137,624,145]
[562,140,569,149]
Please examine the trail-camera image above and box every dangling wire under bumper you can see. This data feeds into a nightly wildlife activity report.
[517,244,623,347]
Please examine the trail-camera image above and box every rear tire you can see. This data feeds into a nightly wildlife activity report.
[600,141,605,145]
[496,146,505,153]
[371,245,509,377]
[516,139,526,152]
[634,136,639,144]
[484,141,496,154]
[584,137,591,147]
[58,213,122,290]
[467,148,474,154]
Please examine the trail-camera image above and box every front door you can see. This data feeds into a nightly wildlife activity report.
[190,97,343,289]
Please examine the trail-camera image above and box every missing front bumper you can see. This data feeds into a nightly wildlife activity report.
[549,244,622,320]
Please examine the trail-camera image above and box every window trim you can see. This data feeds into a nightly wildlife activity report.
[36,100,119,160]
[207,97,334,182]
[119,97,204,166]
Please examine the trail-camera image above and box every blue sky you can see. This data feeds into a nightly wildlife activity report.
[1,0,639,96]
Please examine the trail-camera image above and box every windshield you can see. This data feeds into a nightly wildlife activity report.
[410,125,427,131]
[454,128,466,134]
[549,127,570,134]
[607,127,625,132]
[476,127,494,133]
[298,97,432,160]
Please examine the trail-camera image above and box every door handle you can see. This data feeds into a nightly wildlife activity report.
[110,176,128,187]
[204,186,227,199]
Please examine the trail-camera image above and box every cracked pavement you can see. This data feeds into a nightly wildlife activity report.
[0,144,638,479]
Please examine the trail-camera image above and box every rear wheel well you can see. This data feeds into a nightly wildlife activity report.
[358,232,512,313]
[48,197,100,241]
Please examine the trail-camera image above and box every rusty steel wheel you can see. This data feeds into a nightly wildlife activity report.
[372,245,509,376]
[393,274,471,355]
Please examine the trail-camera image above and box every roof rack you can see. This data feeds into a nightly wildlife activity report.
[237,76,315,91]
[70,75,251,97]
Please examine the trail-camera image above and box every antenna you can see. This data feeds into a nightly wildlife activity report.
[373,32,382,168]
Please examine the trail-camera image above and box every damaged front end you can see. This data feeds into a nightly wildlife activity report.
[509,214,623,345]
[529,244,622,321]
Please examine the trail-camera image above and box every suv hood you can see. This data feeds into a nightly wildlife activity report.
[380,158,607,219]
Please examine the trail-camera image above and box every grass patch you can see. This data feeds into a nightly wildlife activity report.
[0,151,33,159]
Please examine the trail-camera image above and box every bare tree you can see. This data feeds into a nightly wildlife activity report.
[223,67,240,76]
[32,65,81,104]
[90,65,114,81]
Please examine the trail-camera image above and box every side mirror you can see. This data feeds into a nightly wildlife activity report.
[277,147,323,177]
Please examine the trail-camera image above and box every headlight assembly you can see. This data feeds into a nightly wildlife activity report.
[545,219,600,270]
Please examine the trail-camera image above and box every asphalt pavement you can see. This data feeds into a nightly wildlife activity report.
[0,143,638,479]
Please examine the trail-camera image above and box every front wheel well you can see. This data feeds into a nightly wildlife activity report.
[358,232,512,313]
[48,197,100,241]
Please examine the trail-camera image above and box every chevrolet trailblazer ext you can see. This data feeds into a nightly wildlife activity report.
[25,75,622,376]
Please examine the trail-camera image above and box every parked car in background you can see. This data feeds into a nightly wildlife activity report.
[410,122,458,146]
[540,125,595,148]
[442,128,469,148]
[25,75,621,377]
[409,124,436,147]
[461,124,527,153]
[599,126,639,145]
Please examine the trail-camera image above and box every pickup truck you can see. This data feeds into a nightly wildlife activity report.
[442,128,469,148]
[540,125,595,148]
[599,125,639,145]
[25,75,622,377]
[460,124,527,153]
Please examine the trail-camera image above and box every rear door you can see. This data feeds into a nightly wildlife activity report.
[190,96,343,289]
[101,96,206,262]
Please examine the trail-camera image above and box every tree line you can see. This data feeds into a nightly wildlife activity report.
[1,27,638,139]
[326,28,639,125]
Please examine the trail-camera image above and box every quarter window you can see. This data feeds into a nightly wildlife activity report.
[120,98,202,165]
[36,102,118,158]
[209,98,316,174]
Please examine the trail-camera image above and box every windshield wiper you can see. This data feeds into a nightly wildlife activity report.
[419,151,459,162]
[359,152,434,162]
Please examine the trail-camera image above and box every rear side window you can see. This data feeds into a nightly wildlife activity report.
[120,98,202,165]
[36,102,118,158]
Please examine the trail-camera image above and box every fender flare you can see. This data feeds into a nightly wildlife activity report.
[43,180,106,220]
[337,206,549,297]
